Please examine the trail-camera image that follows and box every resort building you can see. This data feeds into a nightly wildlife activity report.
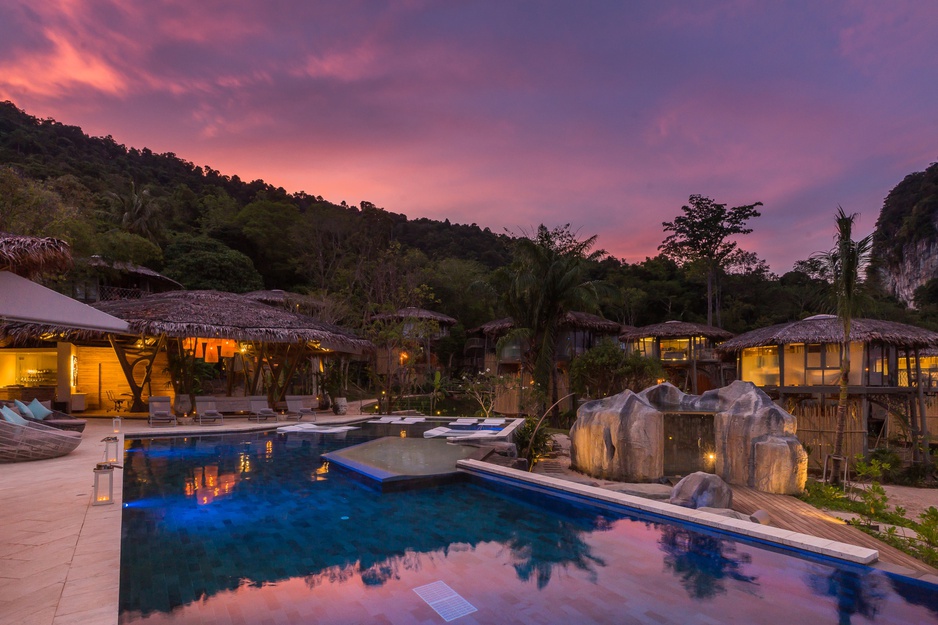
[620,320,734,394]
[63,256,183,303]
[719,314,938,468]
[467,311,623,415]
[0,289,371,416]
[370,307,458,382]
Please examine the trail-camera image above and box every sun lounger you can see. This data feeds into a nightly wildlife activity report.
[148,396,176,427]
[284,396,317,421]
[276,423,359,434]
[247,396,278,422]
[368,416,402,424]
[399,417,426,424]
[449,418,478,426]
[194,396,224,425]
[481,418,506,425]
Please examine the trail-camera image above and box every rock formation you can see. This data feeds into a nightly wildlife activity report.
[669,472,733,509]
[569,381,807,494]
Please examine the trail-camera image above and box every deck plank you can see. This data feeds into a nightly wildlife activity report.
[731,485,936,575]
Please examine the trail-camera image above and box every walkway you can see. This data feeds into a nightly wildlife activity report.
[731,485,937,576]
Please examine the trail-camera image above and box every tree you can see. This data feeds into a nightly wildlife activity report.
[817,207,872,484]
[162,234,264,292]
[504,224,604,416]
[569,339,665,398]
[660,195,762,327]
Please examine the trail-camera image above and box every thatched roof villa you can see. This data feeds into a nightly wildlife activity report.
[620,320,734,393]
[719,314,938,466]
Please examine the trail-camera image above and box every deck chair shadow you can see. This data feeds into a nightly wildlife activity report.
[194,396,224,425]
[284,396,317,422]
[248,396,278,422]
[148,396,177,427]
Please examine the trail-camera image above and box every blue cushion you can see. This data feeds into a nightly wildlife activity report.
[28,398,54,420]
[14,399,36,419]
[1,405,28,425]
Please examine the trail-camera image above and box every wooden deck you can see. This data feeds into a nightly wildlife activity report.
[731,485,936,576]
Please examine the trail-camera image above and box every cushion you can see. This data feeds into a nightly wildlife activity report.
[28,398,54,420]
[14,399,36,419]
[1,405,28,425]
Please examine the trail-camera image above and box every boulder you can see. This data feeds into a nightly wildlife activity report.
[670,472,733,509]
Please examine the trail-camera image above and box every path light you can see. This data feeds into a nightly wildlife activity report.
[102,436,120,463]
[93,462,121,506]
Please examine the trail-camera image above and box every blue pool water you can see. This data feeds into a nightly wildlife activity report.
[119,429,938,624]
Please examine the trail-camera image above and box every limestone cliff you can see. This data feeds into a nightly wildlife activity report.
[873,162,938,307]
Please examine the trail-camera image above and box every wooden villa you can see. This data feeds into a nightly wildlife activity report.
[620,320,734,393]
[369,307,458,382]
[468,311,623,415]
[719,314,938,468]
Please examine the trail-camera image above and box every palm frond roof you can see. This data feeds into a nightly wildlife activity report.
[371,307,457,325]
[719,314,938,351]
[473,311,621,335]
[619,320,733,341]
[2,290,372,353]
[0,232,72,277]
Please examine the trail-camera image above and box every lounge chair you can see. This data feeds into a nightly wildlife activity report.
[367,416,402,424]
[399,417,426,424]
[449,418,478,426]
[247,396,278,422]
[148,396,177,427]
[0,418,82,462]
[194,396,224,425]
[481,418,506,426]
[284,396,317,422]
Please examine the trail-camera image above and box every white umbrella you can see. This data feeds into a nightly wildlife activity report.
[0,271,130,334]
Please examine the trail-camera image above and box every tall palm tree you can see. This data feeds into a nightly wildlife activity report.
[504,225,603,416]
[823,207,872,484]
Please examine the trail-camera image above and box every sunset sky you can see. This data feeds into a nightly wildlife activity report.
[1,1,936,272]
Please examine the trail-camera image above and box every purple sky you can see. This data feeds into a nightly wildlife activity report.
[1,1,936,272]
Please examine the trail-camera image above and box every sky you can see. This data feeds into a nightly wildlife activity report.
[1,0,937,273]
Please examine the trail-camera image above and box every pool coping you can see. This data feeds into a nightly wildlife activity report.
[456,459,881,566]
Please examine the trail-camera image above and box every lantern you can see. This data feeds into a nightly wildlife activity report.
[112,416,122,433]
[220,339,237,358]
[102,436,121,464]
[205,345,219,363]
[93,463,115,506]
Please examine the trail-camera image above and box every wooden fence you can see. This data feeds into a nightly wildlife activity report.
[791,402,866,472]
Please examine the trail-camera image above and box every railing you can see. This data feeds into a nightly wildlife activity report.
[99,285,146,301]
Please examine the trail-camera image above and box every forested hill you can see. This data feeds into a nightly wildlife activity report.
[0,101,513,286]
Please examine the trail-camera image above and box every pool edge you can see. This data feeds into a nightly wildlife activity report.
[457,459,880,566]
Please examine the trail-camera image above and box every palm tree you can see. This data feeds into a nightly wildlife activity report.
[822,207,872,484]
[504,225,603,416]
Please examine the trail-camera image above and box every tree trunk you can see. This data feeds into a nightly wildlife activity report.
[706,268,714,327]
[905,349,921,464]
[831,334,851,485]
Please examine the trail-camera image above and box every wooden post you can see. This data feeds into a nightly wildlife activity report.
[914,347,931,467]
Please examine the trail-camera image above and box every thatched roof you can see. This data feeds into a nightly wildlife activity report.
[2,290,372,353]
[619,320,733,341]
[474,312,621,336]
[242,289,324,311]
[719,315,938,352]
[0,233,72,277]
[371,307,457,325]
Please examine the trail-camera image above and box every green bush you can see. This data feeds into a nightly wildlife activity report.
[513,417,553,468]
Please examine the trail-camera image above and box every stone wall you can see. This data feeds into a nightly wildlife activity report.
[569,381,808,494]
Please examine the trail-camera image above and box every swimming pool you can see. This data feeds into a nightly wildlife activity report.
[119,428,938,624]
